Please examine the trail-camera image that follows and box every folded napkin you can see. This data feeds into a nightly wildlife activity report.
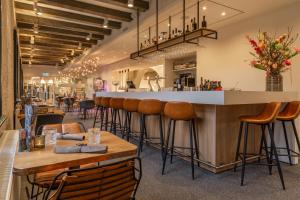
[54,144,108,154]
[56,133,85,141]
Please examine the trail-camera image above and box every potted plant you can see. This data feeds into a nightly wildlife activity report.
[247,28,300,91]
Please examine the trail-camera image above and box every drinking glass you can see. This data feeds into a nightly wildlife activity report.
[88,128,101,145]
[43,128,57,145]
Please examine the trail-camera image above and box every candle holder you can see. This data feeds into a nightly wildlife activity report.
[34,135,45,149]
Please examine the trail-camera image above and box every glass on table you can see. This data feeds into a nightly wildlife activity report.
[42,128,58,145]
[87,128,101,145]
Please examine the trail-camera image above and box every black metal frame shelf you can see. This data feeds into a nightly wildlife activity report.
[130,0,218,60]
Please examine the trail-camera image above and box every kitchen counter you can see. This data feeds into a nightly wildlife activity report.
[96,91,299,173]
[96,91,298,105]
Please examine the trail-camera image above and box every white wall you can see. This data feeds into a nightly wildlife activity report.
[197,2,300,92]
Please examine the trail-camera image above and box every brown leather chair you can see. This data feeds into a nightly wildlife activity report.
[109,98,125,135]
[100,97,111,131]
[162,102,199,179]
[234,102,285,190]
[123,99,141,141]
[137,99,164,159]
[275,101,300,165]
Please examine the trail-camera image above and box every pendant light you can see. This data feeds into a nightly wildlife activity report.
[128,0,134,8]
[86,33,91,41]
[103,19,108,28]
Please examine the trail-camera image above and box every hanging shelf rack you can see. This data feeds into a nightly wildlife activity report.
[130,0,218,59]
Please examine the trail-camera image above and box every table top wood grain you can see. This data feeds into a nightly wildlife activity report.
[13,132,137,176]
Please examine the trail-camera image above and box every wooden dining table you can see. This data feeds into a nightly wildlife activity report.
[13,132,137,176]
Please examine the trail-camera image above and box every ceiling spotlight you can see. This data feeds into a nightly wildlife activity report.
[29,60,32,65]
[128,0,134,8]
[86,33,91,41]
[30,36,35,44]
[221,11,226,16]
[103,19,108,28]
[78,42,82,49]
[33,2,42,15]
[60,58,64,63]
[202,6,207,11]
[71,49,75,56]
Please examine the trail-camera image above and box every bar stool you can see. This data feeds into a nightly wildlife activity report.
[100,97,111,131]
[109,98,124,135]
[137,99,164,158]
[275,101,300,165]
[93,97,102,128]
[234,102,285,189]
[123,98,141,141]
[162,102,200,179]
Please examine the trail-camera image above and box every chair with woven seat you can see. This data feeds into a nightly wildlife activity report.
[80,100,95,120]
[233,102,285,189]
[43,157,142,200]
[35,114,64,135]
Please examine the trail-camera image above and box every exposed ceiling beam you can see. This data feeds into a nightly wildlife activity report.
[19,35,93,48]
[19,29,98,45]
[94,0,149,12]
[23,0,133,22]
[20,46,82,54]
[16,13,111,35]
[20,43,85,51]
[15,1,122,29]
[17,22,105,40]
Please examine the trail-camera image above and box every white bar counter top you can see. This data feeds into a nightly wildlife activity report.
[96,91,298,105]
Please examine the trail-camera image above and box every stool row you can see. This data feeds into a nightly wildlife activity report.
[93,97,300,188]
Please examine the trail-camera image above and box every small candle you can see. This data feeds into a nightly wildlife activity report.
[34,135,45,149]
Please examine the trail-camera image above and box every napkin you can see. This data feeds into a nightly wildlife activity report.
[56,133,85,141]
[54,144,108,154]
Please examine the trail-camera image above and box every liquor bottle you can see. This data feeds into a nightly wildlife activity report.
[202,16,207,28]
[140,43,143,50]
[175,28,178,37]
[172,30,175,38]
[193,17,197,31]
[200,77,204,91]
[190,19,194,31]
[186,25,190,33]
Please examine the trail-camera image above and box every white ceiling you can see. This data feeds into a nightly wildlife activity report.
[25,0,300,77]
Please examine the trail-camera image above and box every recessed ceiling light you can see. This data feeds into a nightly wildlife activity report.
[221,11,226,16]
[128,0,134,8]
[202,6,207,11]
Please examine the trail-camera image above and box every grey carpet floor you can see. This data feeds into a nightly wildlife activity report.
[63,112,300,200]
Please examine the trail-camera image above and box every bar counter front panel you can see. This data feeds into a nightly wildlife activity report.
[96,91,299,173]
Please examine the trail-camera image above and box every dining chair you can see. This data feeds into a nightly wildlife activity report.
[42,122,86,134]
[43,157,142,200]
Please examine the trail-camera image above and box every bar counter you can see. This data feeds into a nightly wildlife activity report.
[96,91,299,173]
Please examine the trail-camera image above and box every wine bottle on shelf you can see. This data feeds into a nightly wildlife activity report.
[140,43,143,50]
[190,19,194,31]
[202,16,207,28]
[186,25,190,33]
[200,77,204,91]
[193,17,197,31]
[175,28,178,37]
[172,30,175,38]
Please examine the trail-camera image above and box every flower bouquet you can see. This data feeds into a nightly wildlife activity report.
[247,28,300,91]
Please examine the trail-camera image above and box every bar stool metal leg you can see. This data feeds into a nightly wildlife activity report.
[267,124,286,190]
[282,121,292,165]
[192,119,200,167]
[189,120,195,180]
[138,114,145,157]
[162,119,172,175]
[159,115,164,160]
[241,122,249,186]
[291,120,300,152]
[170,120,176,164]
[234,122,244,172]
[261,125,272,175]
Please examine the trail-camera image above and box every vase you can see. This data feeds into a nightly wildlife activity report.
[266,74,283,91]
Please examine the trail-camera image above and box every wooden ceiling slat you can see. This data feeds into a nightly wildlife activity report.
[19,35,93,47]
[25,0,133,22]
[16,13,111,35]
[19,30,97,45]
[20,43,83,51]
[17,22,104,40]
[15,2,122,29]
[94,0,149,12]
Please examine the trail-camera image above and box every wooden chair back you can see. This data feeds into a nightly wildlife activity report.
[45,157,142,200]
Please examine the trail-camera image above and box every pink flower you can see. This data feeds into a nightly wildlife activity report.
[295,48,300,54]
[284,60,291,66]
[250,60,257,66]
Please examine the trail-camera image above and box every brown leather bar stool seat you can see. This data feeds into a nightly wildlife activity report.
[274,101,300,165]
[109,98,125,135]
[162,102,200,179]
[123,99,141,141]
[93,97,102,128]
[137,99,164,159]
[100,97,111,131]
[234,102,285,190]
